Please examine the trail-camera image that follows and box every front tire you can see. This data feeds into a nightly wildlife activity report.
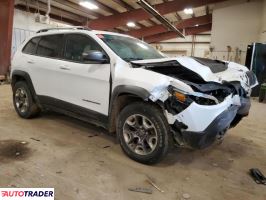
[13,81,40,118]
[117,102,169,164]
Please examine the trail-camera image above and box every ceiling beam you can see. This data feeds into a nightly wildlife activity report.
[39,0,101,18]
[185,24,212,35]
[137,0,184,37]
[112,0,156,25]
[92,0,133,31]
[206,5,210,15]
[15,4,82,25]
[175,12,182,21]
[111,0,156,27]
[112,0,133,11]
[93,1,117,14]
[15,0,86,23]
[88,0,225,30]
[58,0,100,18]
[127,14,212,38]
[145,23,212,43]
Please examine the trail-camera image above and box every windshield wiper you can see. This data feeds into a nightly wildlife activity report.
[124,58,144,62]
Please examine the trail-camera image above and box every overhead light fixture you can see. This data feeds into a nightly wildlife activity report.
[127,22,136,27]
[184,8,193,15]
[79,1,98,10]
[195,24,199,27]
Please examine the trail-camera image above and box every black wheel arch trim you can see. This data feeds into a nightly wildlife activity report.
[11,70,40,105]
[109,85,150,112]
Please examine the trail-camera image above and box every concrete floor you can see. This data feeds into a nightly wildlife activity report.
[0,85,266,200]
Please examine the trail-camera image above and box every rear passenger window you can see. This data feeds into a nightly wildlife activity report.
[64,34,103,63]
[36,34,64,58]
[22,37,40,54]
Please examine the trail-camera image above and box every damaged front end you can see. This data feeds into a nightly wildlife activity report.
[165,83,242,149]
[131,57,258,149]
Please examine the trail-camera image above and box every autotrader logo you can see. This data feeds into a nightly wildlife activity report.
[0,188,54,200]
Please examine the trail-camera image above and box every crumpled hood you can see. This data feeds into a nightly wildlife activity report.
[131,56,258,92]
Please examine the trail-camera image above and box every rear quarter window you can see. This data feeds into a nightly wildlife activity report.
[22,37,40,55]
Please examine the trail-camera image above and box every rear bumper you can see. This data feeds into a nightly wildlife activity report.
[180,105,238,149]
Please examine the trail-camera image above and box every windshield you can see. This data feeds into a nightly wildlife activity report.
[98,34,165,61]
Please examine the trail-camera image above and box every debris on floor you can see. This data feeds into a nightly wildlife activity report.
[20,141,27,144]
[88,134,98,138]
[103,145,111,149]
[249,168,266,185]
[8,184,17,188]
[30,137,40,142]
[212,163,218,167]
[182,193,191,199]
[146,175,164,193]
[128,187,153,194]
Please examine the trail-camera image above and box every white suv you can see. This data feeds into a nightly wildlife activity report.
[11,27,257,164]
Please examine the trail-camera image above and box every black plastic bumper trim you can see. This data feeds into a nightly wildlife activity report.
[237,97,251,115]
[180,105,238,149]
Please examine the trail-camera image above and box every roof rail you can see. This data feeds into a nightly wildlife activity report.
[36,26,91,33]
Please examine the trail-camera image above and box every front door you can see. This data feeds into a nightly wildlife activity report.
[56,33,111,115]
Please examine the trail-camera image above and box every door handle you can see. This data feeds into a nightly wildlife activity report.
[27,60,35,64]
[59,66,70,70]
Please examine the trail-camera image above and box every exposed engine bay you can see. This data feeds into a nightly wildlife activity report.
[131,57,256,106]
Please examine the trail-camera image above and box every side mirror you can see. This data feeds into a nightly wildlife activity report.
[82,50,109,63]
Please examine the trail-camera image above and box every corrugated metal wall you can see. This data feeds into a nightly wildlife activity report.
[12,28,35,57]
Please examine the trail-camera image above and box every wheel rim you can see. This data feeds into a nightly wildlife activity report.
[122,114,158,156]
[15,88,29,113]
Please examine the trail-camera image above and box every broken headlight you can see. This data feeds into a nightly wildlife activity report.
[165,87,193,115]
[165,86,221,115]
[168,86,219,108]
[188,91,219,105]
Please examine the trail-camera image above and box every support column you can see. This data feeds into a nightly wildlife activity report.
[0,0,14,78]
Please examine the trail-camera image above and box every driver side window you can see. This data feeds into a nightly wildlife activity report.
[64,34,103,63]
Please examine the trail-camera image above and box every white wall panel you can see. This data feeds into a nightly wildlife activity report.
[210,0,263,64]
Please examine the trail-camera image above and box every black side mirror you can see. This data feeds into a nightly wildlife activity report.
[82,50,109,63]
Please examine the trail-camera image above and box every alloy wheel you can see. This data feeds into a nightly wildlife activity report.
[122,114,158,155]
[15,88,29,113]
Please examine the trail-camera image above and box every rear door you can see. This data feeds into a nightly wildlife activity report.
[29,34,65,99]
[56,33,111,115]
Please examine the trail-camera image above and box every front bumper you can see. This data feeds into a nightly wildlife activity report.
[237,97,251,116]
[180,105,238,148]
[169,95,251,149]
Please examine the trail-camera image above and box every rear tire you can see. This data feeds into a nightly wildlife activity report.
[117,102,169,164]
[13,81,40,119]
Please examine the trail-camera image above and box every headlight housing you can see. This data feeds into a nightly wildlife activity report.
[168,85,219,106]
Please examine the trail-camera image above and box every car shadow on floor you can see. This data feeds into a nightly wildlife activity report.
[34,111,259,168]
[38,110,118,143]
[158,133,261,169]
